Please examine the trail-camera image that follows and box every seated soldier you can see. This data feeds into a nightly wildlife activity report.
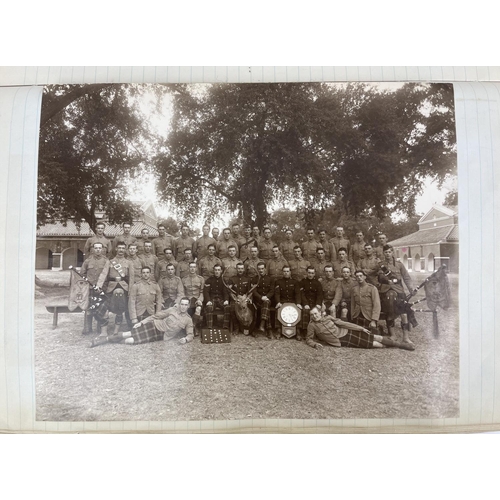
[351,270,381,334]
[157,263,184,309]
[181,261,204,336]
[306,307,414,351]
[128,267,162,325]
[332,266,356,320]
[319,265,338,316]
[298,266,323,341]
[204,264,231,330]
[90,297,194,347]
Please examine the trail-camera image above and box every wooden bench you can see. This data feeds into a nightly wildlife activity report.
[45,304,82,329]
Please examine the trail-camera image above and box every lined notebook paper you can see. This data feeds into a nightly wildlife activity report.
[1,66,499,433]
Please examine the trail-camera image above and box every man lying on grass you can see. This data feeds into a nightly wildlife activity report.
[306,307,414,351]
[90,297,193,347]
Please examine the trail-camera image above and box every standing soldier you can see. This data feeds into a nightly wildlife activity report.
[140,241,159,281]
[351,270,381,333]
[203,264,231,330]
[230,223,247,255]
[350,230,367,267]
[252,226,262,245]
[212,227,220,241]
[301,228,323,263]
[175,224,195,261]
[320,265,338,316]
[358,243,381,286]
[289,245,310,282]
[136,228,153,256]
[158,263,184,309]
[318,229,336,263]
[333,247,356,279]
[112,222,136,257]
[80,242,110,335]
[244,246,261,279]
[157,247,179,280]
[266,245,289,280]
[227,263,254,335]
[128,267,162,325]
[239,226,257,263]
[84,222,112,258]
[152,223,175,260]
[177,248,196,280]
[298,266,324,341]
[193,224,217,261]
[374,234,389,260]
[217,228,238,260]
[279,229,298,263]
[313,247,333,280]
[332,266,357,320]
[127,243,144,284]
[330,226,351,256]
[252,262,275,338]
[181,262,204,336]
[197,244,222,279]
[221,245,242,279]
[100,241,135,334]
[258,227,275,263]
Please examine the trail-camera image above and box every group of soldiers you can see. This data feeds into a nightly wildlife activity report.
[79,221,417,351]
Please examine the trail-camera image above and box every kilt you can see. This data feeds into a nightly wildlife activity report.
[380,290,411,326]
[300,308,311,330]
[131,321,164,344]
[339,329,374,349]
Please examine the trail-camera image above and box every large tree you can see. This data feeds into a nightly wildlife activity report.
[37,84,157,228]
[155,82,456,227]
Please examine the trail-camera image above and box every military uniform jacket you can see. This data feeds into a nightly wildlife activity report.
[275,278,301,304]
[318,239,337,262]
[193,235,217,260]
[174,236,195,260]
[374,246,385,261]
[228,275,253,297]
[221,256,242,279]
[197,255,222,279]
[84,235,112,257]
[81,255,110,288]
[251,275,275,302]
[301,239,323,263]
[217,238,238,260]
[232,235,247,257]
[140,253,159,280]
[182,274,205,302]
[289,257,311,281]
[319,277,338,302]
[153,235,176,257]
[279,240,298,263]
[129,279,162,321]
[300,277,324,307]
[333,259,356,279]
[358,256,381,286]
[157,258,179,279]
[150,308,194,342]
[350,241,367,266]
[330,236,351,255]
[333,278,357,306]
[258,239,275,262]
[158,275,184,304]
[266,256,289,279]
[127,255,146,284]
[238,237,258,262]
[351,283,381,321]
[104,256,134,293]
[177,258,196,280]
[378,258,412,295]
[203,276,230,303]
[313,259,333,280]
[244,257,261,279]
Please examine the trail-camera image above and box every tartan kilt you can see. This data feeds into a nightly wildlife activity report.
[131,321,164,344]
[339,329,374,348]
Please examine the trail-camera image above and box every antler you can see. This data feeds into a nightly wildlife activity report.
[221,268,236,294]
[245,276,260,298]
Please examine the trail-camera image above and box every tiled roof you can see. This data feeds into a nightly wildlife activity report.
[389,224,458,246]
[37,220,159,238]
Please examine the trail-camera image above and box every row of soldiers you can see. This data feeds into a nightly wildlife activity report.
[79,222,417,348]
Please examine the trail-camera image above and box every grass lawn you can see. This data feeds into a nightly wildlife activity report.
[34,270,459,421]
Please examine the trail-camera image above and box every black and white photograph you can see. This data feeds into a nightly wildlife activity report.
[33,81,459,422]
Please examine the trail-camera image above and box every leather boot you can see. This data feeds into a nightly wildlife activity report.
[258,319,266,333]
[99,324,108,338]
[381,337,415,351]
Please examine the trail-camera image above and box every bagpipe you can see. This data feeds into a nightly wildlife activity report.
[404,265,451,337]
[68,265,107,311]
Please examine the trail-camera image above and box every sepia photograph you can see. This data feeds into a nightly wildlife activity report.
[33,81,459,421]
